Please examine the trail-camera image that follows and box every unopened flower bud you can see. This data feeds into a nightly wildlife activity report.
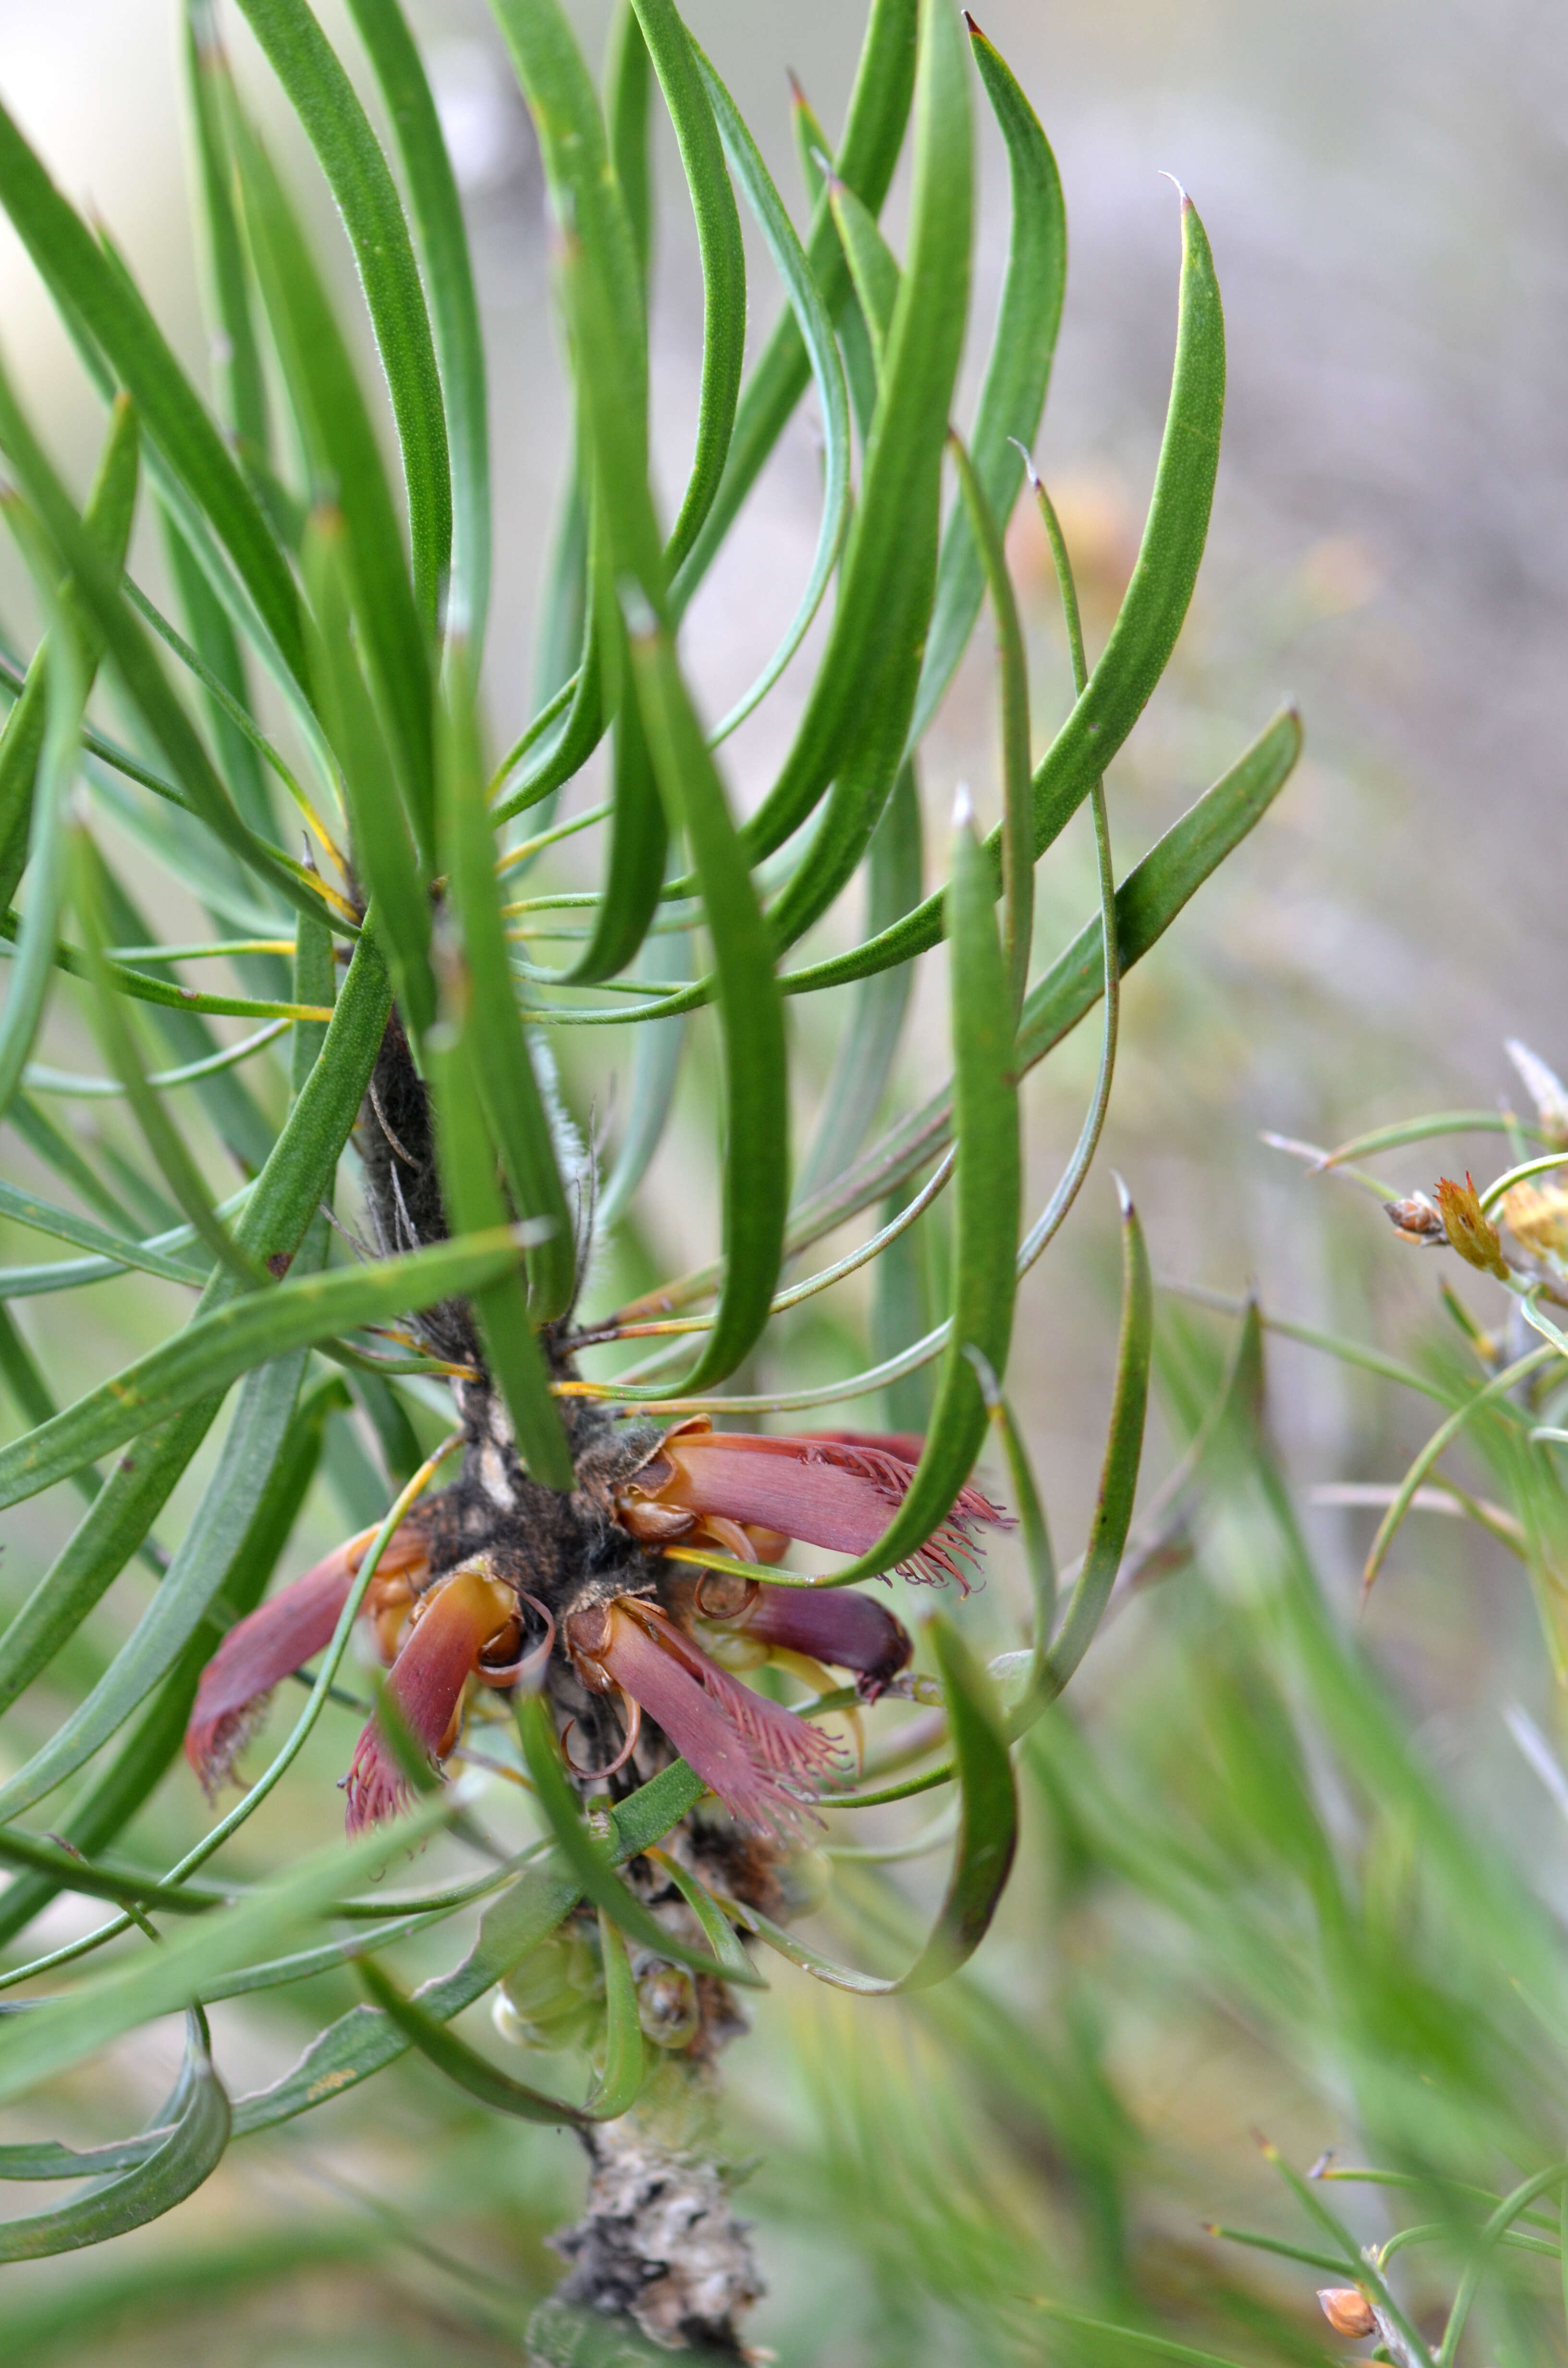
[1384,1193,1446,1247]
[1434,1175,1509,1279]
[493,1924,601,2050]
[637,1963,700,2049]
[1502,1179,1568,1259]
[1317,2286,1376,2339]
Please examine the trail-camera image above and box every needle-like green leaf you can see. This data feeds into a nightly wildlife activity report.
[632,0,745,576]
[516,1694,764,1983]
[0,394,138,914]
[674,0,917,597]
[749,1618,1016,1990]
[233,105,435,859]
[234,0,452,631]
[0,90,305,681]
[801,792,1019,1585]
[910,16,1065,740]
[626,605,789,1390]
[679,48,851,744]
[346,0,490,645]
[438,657,577,1324]
[0,1220,532,1517]
[355,1955,599,2125]
[735,0,972,874]
[0,2013,230,2259]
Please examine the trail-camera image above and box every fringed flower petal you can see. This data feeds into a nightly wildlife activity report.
[616,1421,1012,1591]
[566,1598,847,1842]
[184,1520,430,1797]
[344,1564,519,1834]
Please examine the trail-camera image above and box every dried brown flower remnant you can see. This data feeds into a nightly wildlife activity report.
[1502,1177,1568,1258]
[1316,2286,1377,2339]
[1434,1174,1510,1279]
[1384,1191,1446,1247]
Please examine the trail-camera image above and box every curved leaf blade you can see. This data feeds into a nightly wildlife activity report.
[0,1220,527,1517]
[0,2013,229,2260]
[346,0,490,644]
[0,93,304,680]
[749,1616,1017,1991]
[234,0,452,629]
[910,16,1065,740]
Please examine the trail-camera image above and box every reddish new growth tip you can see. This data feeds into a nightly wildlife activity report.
[613,1420,1012,1593]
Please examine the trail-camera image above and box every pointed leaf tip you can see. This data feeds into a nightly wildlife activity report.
[952,780,974,831]
[1159,169,1192,210]
[1113,1169,1134,1218]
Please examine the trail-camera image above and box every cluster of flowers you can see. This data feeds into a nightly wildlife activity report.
[185,1421,1010,1838]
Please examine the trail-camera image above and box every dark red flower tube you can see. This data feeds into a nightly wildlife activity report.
[344,1564,520,1834]
[675,1571,912,1701]
[735,1580,913,1701]
[566,1597,848,1840]
[184,1521,430,1797]
[614,1420,1011,1591]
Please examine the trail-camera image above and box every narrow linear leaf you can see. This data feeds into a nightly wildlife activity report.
[910,16,1065,740]
[676,48,850,744]
[1036,1180,1151,1693]
[0,2012,229,2259]
[346,0,489,644]
[0,1219,528,1515]
[590,1910,646,2117]
[672,0,917,599]
[632,0,744,575]
[234,0,452,629]
[0,87,304,677]
[732,0,972,875]
[0,928,391,1768]
[228,1759,712,2135]
[0,394,138,914]
[516,1694,764,1984]
[355,1955,596,2125]
[438,659,576,1324]
[0,1793,454,2107]
[626,609,788,1391]
[233,103,435,857]
[751,1617,1016,1991]
[804,795,1019,1585]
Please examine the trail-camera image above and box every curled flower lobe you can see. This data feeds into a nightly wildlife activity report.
[184,1520,430,1797]
[344,1563,521,1834]
[614,1421,1011,1591]
[566,1597,847,1841]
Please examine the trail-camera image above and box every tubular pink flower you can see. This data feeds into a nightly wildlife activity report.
[344,1564,521,1834]
[184,1521,429,1797]
[615,1421,1011,1591]
[726,1579,913,1701]
[566,1598,848,1841]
